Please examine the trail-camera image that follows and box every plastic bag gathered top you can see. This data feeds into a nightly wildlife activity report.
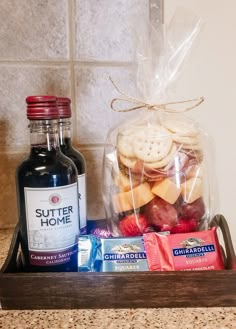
[103,9,213,237]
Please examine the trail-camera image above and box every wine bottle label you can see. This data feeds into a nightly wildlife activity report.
[24,183,79,266]
[78,173,87,234]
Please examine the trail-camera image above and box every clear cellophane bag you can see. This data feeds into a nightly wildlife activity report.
[103,9,214,237]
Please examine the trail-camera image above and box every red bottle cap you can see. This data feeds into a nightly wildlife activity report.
[26,95,58,120]
[57,97,72,118]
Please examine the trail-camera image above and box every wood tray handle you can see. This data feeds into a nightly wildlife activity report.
[210,214,236,269]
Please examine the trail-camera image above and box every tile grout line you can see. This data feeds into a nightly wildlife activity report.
[68,0,77,143]
[0,60,133,67]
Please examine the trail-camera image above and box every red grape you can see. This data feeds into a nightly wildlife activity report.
[144,197,178,228]
[179,197,205,221]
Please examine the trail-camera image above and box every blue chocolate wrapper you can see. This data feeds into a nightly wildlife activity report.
[100,236,148,272]
[78,235,101,272]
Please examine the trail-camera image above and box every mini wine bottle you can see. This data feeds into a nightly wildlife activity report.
[57,97,87,234]
[16,96,80,272]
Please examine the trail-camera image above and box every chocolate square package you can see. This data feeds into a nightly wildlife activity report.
[143,227,225,271]
[100,236,148,272]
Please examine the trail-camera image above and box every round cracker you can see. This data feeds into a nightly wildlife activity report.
[163,118,199,136]
[172,134,200,145]
[144,144,177,169]
[177,142,202,151]
[119,154,137,168]
[133,126,172,162]
[117,134,135,158]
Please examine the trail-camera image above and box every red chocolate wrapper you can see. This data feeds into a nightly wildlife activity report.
[144,227,225,271]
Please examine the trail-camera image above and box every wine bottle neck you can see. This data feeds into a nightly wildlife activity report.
[29,119,60,151]
[59,118,72,146]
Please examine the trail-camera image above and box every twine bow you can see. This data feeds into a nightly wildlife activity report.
[110,77,204,113]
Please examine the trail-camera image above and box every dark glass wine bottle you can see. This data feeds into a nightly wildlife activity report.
[16,96,80,272]
[57,97,87,234]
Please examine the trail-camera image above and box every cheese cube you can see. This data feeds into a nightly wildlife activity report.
[181,177,203,203]
[128,182,155,210]
[112,191,133,213]
[185,164,204,180]
[151,178,181,204]
[112,182,155,213]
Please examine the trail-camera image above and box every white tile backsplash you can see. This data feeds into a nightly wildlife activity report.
[0,0,69,61]
[75,0,149,62]
[0,65,71,152]
[79,147,105,220]
[74,64,139,144]
[0,153,25,228]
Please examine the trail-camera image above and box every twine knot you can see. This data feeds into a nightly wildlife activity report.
[109,77,204,114]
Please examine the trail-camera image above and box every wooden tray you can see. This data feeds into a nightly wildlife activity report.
[1,214,236,310]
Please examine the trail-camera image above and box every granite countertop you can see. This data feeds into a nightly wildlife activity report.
[0,229,236,329]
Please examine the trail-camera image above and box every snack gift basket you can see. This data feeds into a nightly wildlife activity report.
[1,10,236,310]
[103,10,212,238]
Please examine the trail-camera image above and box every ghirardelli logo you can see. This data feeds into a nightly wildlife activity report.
[180,237,205,249]
[49,193,62,206]
[111,244,140,254]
